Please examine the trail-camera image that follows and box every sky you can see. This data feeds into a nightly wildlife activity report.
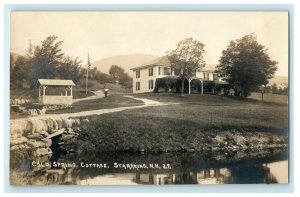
[10,11,289,77]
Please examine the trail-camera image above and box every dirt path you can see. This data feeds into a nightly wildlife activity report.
[28,95,178,120]
[73,90,105,103]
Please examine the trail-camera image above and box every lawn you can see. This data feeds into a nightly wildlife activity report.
[76,93,288,152]
[248,92,288,104]
[132,93,288,133]
[46,94,144,114]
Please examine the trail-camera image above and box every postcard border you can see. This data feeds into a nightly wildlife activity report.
[4,3,294,193]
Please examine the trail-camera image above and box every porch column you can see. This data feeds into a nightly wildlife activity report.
[65,87,68,96]
[201,79,203,95]
[39,86,41,97]
[70,86,73,96]
[188,79,192,95]
[43,86,46,96]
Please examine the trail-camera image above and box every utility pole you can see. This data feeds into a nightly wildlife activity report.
[85,51,91,95]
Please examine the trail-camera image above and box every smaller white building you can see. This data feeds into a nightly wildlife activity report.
[38,79,75,105]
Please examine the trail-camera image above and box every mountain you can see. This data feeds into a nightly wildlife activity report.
[267,76,288,87]
[91,54,158,77]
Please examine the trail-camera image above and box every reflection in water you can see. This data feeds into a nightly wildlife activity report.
[10,149,288,185]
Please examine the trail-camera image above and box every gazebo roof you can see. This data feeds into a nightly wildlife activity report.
[38,79,75,86]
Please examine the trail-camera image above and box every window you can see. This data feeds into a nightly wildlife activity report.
[158,67,161,75]
[207,73,210,80]
[149,67,153,76]
[136,70,140,79]
[136,82,140,91]
[163,67,171,75]
[213,74,218,81]
[149,80,154,89]
[203,72,206,80]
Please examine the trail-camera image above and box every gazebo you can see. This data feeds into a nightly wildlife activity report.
[38,79,75,105]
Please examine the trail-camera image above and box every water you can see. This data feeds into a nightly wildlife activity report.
[10,148,288,185]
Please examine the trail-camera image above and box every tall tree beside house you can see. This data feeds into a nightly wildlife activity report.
[167,37,206,95]
[216,34,278,98]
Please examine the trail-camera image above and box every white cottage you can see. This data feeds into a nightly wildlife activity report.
[131,56,227,94]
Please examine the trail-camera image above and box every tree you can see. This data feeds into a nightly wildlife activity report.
[13,55,35,88]
[10,35,82,89]
[34,35,64,81]
[271,83,278,94]
[119,73,133,89]
[109,65,125,83]
[167,38,206,95]
[57,56,82,83]
[10,53,16,89]
[216,34,278,98]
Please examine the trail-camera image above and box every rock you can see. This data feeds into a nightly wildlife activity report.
[32,148,52,157]
[47,128,65,139]
[67,128,75,134]
[26,134,44,140]
[64,138,76,145]
[10,145,20,151]
[10,137,28,146]
[10,133,21,141]
[56,119,63,130]
[61,134,75,141]
[82,118,89,123]
[62,119,72,128]
[42,138,52,147]
[40,130,49,137]
[27,140,47,148]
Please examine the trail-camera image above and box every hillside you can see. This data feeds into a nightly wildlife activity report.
[267,76,288,86]
[91,53,158,77]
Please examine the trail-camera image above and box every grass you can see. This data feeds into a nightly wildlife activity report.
[81,95,288,134]
[76,93,288,152]
[46,94,143,114]
[248,92,288,104]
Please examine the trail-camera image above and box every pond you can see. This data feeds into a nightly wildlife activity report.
[10,148,288,185]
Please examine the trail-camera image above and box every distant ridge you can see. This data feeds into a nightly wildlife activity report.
[91,53,158,77]
[267,76,288,86]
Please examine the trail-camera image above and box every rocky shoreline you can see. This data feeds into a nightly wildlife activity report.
[9,109,289,165]
[10,119,288,162]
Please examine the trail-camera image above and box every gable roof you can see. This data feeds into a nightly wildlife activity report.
[131,56,171,70]
[38,79,75,86]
